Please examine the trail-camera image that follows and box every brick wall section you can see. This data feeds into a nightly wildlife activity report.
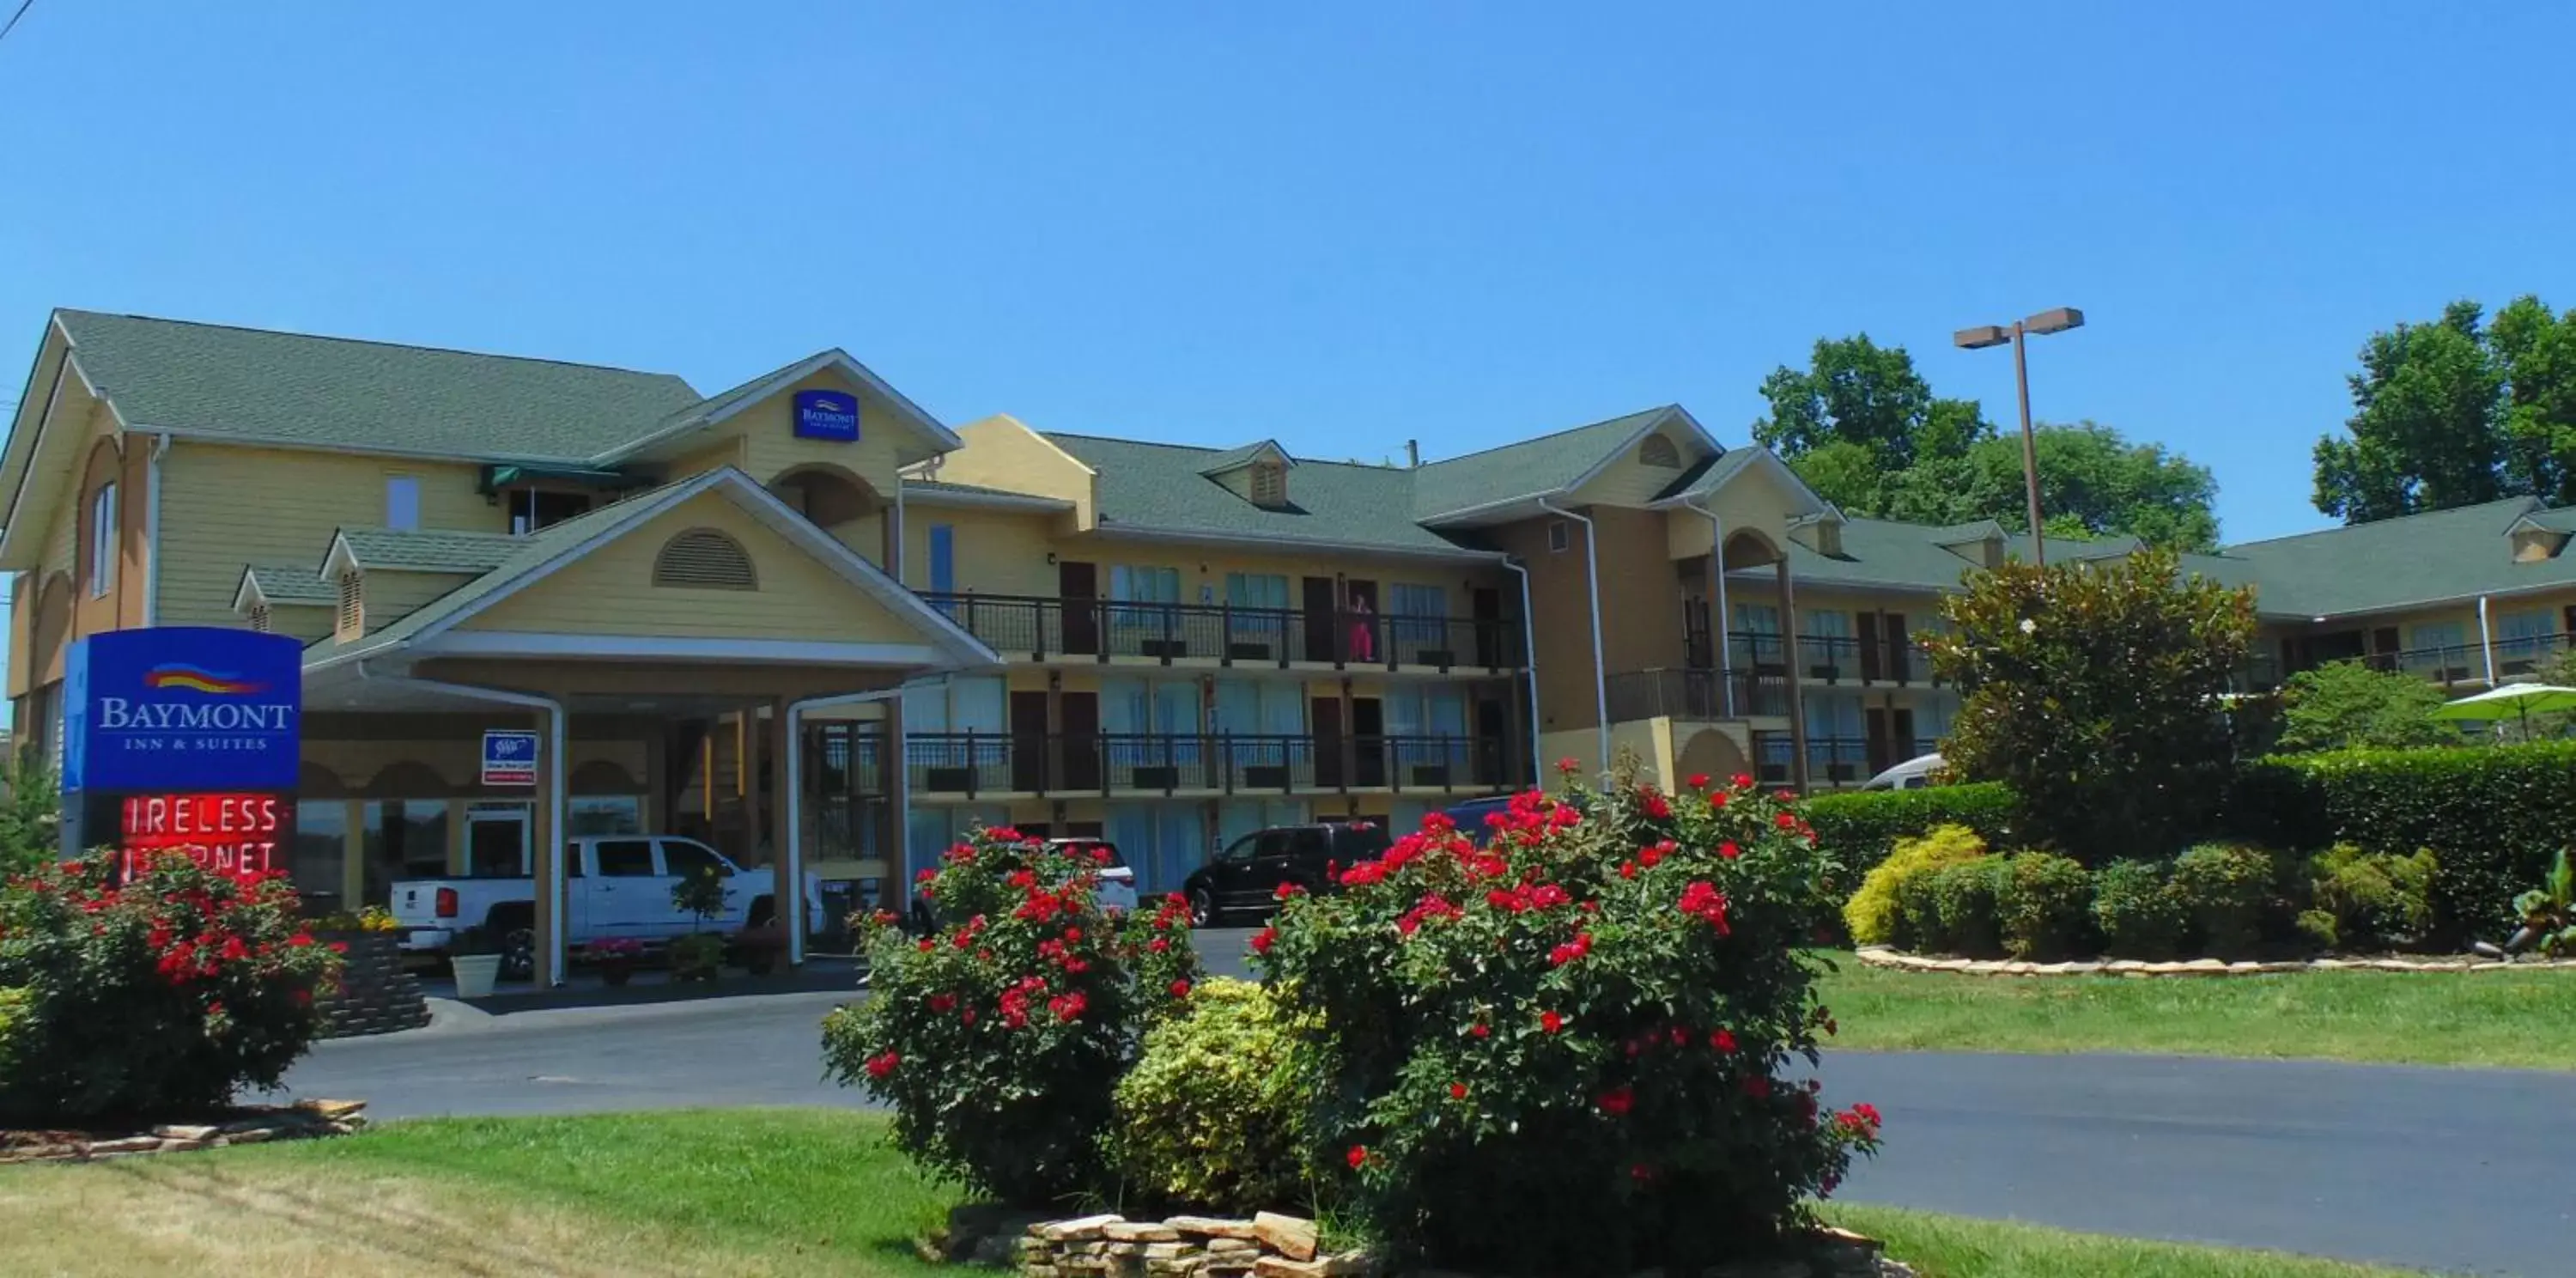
[313,932,432,1038]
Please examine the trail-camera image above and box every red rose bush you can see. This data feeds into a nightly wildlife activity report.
[1261,772,1882,1275]
[824,828,1200,1202]
[0,849,344,1123]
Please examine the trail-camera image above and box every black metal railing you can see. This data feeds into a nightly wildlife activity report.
[1727,630,1934,685]
[1748,732,1894,788]
[902,731,1516,798]
[920,592,1528,671]
[1605,667,1791,722]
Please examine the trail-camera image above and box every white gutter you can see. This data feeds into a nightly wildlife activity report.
[142,434,168,625]
[2478,595,2496,685]
[1502,557,1542,787]
[783,685,916,965]
[1536,497,1609,770]
[1682,496,1734,715]
[362,667,570,987]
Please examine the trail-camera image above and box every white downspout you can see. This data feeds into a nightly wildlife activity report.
[1684,496,1733,716]
[1503,557,1542,788]
[143,435,168,626]
[1536,498,1610,770]
[368,668,569,987]
[2478,595,2496,685]
[785,685,915,966]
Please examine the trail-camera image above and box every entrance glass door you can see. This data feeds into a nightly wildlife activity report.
[465,802,533,876]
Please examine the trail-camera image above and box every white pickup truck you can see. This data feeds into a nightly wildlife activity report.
[392,834,824,980]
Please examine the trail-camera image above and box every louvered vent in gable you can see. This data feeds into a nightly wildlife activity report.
[1637,434,1681,468]
[250,603,273,634]
[652,528,759,591]
[336,571,363,635]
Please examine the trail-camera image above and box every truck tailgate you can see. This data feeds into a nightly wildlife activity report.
[392,882,449,928]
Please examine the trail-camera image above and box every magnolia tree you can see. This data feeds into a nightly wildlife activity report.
[1925,547,2257,863]
[1258,771,1881,1276]
[823,830,1200,1203]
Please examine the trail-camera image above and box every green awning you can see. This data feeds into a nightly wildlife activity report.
[479,464,650,494]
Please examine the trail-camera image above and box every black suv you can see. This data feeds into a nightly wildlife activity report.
[1182,821,1394,926]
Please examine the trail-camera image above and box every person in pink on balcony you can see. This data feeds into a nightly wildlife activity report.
[1347,593,1376,663]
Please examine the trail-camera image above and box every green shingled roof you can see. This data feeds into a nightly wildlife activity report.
[1195,441,1290,475]
[1651,447,1761,502]
[334,527,523,574]
[56,310,702,461]
[2217,497,2569,618]
[902,478,1073,505]
[307,491,656,657]
[241,561,335,606]
[1041,433,1486,557]
[1412,406,1675,521]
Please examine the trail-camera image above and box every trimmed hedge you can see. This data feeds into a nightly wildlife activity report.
[1801,783,2020,883]
[2231,743,2576,945]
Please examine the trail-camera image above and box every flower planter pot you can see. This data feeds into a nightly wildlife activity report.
[450,953,503,999]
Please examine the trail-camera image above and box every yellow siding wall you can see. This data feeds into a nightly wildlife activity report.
[727,371,920,500]
[266,603,337,644]
[906,506,1063,597]
[156,442,495,627]
[665,438,744,483]
[463,490,933,644]
[1699,462,1803,564]
[934,415,1098,527]
[1569,424,1710,509]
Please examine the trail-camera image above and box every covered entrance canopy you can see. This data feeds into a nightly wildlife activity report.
[297,466,1000,984]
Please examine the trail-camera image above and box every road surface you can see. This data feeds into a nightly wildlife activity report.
[277,928,2571,1276]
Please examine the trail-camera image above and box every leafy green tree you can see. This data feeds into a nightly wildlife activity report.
[1923,548,2258,863]
[2274,660,2456,752]
[2313,295,2576,523]
[1757,336,2220,551]
[0,754,59,877]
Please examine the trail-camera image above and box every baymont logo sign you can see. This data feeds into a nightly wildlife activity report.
[94,697,299,733]
[64,628,305,793]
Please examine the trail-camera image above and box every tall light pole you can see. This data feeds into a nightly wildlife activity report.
[1955,307,2084,566]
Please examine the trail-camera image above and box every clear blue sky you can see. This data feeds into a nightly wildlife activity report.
[3,2,2571,556]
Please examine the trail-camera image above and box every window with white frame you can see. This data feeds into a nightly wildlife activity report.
[1547,521,1571,553]
[87,482,116,598]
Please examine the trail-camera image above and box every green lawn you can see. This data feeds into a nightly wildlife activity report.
[1819,953,2576,1069]
[0,1109,2431,1277]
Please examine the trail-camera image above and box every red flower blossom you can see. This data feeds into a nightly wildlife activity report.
[1346,1144,1370,1170]
[1555,757,1581,775]
[1638,842,1667,868]
[1719,841,1741,860]
[1048,990,1090,1022]
[1170,980,1192,998]
[1250,927,1277,955]
[1450,1082,1467,1100]
[1006,868,1037,889]
[1341,860,1387,887]
[1678,880,1731,932]
[927,993,957,1013]
[1618,860,1637,880]
[1668,1025,1688,1046]
[1711,1028,1738,1053]
[1741,1074,1771,1098]
[1686,773,1710,790]
[1149,936,1171,953]
[1630,1163,1656,1183]
[1469,1022,1491,1038]
[1540,1009,1564,1034]
[1731,773,1754,790]
[864,1050,899,1079]
[916,938,935,952]
[1595,1085,1634,1117]
[1775,812,1798,830]
[1547,932,1593,967]
[288,932,314,948]
[1639,790,1672,820]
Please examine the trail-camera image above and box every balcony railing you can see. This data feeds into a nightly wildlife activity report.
[903,731,1518,798]
[2242,633,2576,694]
[920,592,1527,672]
[1750,733,1926,788]
[1728,630,1935,686]
[1605,667,1791,722]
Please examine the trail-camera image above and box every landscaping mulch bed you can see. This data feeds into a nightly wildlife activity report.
[1855,945,2576,977]
[0,1098,368,1165]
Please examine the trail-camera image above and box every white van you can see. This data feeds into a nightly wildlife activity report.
[1859,752,1944,792]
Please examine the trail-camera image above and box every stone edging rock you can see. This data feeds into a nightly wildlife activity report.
[934,1207,1911,1278]
[1855,946,2576,977]
[0,1099,367,1165]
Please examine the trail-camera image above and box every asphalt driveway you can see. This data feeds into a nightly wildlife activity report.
[276,928,2573,1276]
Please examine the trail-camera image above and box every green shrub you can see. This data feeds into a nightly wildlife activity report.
[1997,853,2093,960]
[2170,843,2277,958]
[1800,783,2018,885]
[1259,779,1882,1275]
[2301,844,2435,952]
[2090,860,2187,958]
[0,986,25,1086]
[2229,743,2576,946]
[1911,858,2004,957]
[823,828,1201,1203]
[1843,824,1990,946]
[1109,977,1309,1214]
[0,851,343,1123]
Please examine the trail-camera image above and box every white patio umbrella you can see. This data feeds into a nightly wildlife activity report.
[2429,683,2576,736]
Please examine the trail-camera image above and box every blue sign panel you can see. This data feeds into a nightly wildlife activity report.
[483,729,540,787]
[63,627,303,793]
[793,389,860,442]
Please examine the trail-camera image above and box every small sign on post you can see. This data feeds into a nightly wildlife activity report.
[482,729,540,787]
